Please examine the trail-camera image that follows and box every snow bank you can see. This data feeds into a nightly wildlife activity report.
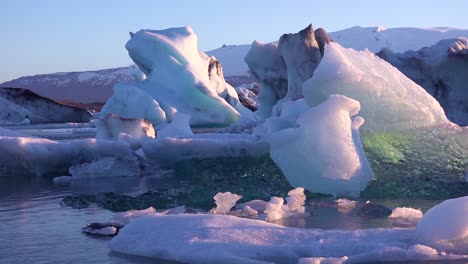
[101,27,252,127]
[110,213,467,264]
[303,42,450,131]
[267,95,373,196]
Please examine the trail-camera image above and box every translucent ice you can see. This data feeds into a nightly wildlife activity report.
[267,95,373,196]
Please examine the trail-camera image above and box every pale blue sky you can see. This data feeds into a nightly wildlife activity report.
[1,0,468,82]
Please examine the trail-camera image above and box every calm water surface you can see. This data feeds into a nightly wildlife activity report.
[0,176,446,264]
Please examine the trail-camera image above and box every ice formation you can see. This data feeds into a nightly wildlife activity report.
[302,42,450,131]
[210,192,243,214]
[142,133,268,163]
[335,199,357,213]
[377,37,468,125]
[416,196,468,252]
[388,207,423,226]
[0,127,134,177]
[245,24,330,118]
[69,156,140,178]
[278,24,324,100]
[101,27,252,127]
[156,112,193,138]
[265,187,307,221]
[267,95,373,196]
[95,114,155,141]
[109,213,468,264]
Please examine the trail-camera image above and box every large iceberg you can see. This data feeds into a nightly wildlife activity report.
[247,30,466,197]
[377,37,468,125]
[101,27,253,127]
[302,42,450,131]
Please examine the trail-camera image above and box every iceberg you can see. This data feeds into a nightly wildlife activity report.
[101,27,252,127]
[267,95,373,196]
[416,196,468,253]
[302,42,450,131]
[377,37,468,125]
[245,24,330,118]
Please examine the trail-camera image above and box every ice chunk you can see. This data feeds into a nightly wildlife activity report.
[99,83,166,125]
[416,196,468,252]
[245,41,287,119]
[268,95,373,196]
[298,257,348,264]
[302,42,450,131]
[0,135,134,177]
[265,188,306,222]
[210,192,242,214]
[111,207,157,226]
[102,27,250,127]
[335,199,357,213]
[69,156,140,178]
[156,112,193,138]
[278,24,322,100]
[95,114,155,141]
[389,207,423,227]
[52,176,73,185]
[142,133,268,163]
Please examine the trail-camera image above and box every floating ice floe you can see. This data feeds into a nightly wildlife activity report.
[109,200,468,264]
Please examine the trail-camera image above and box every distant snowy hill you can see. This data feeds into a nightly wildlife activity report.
[329,26,468,53]
[0,67,138,103]
[2,26,468,103]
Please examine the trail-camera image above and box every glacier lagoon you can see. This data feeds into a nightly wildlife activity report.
[1,23,467,264]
